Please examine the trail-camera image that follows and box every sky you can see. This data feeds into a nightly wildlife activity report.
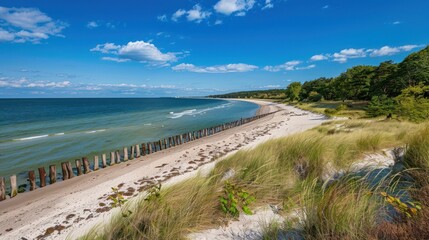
[0,0,428,98]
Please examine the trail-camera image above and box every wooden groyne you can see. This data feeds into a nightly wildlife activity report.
[0,111,278,202]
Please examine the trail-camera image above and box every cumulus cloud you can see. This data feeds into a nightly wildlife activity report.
[91,41,183,65]
[263,61,315,72]
[172,9,186,21]
[311,44,424,63]
[310,54,329,61]
[171,5,211,23]
[172,63,258,73]
[0,6,67,43]
[214,0,255,16]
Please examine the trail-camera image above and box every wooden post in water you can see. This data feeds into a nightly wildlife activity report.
[102,154,107,168]
[110,152,116,165]
[75,159,83,176]
[136,144,141,157]
[158,140,163,151]
[0,177,5,201]
[148,143,152,154]
[61,162,69,180]
[94,156,99,171]
[29,170,36,191]
[10,175,17,198]
[142,143,147,155]
[116,150,121,163]
[123,147,129,161]
[66,162,74,178]
[130,145,135,160]
[82,157,91,174]
[49,165,56,184]
[38,167,47,187]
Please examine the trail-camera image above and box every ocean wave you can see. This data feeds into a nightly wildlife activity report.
[85,129,106,134]
[14,134,49,141]
[169,103,232,119]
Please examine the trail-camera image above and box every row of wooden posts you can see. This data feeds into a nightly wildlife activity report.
[0,111,277,201]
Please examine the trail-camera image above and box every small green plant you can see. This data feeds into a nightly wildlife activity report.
[219,181,255,217]
[108,187,132,217]
[380,192,421,218]
[145,183,162,202]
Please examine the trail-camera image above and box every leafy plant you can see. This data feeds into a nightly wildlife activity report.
[144,183,162,202]
[380,192,421,218]
[108,187,132,217]
[219,181,255,217]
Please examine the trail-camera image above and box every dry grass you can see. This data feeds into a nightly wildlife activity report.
[80,120,425,240]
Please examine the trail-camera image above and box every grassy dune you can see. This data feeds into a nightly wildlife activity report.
[81,119,428,240]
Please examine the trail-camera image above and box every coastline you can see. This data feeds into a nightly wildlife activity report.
[0,99,326,239]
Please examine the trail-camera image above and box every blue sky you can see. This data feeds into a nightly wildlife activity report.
[0,0,428,97]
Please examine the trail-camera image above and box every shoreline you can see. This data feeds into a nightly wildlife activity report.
[0,99,326,239]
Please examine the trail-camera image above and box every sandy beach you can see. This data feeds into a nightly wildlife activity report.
[0,99,326,239]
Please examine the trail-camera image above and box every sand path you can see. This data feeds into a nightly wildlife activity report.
[0,99,326,239]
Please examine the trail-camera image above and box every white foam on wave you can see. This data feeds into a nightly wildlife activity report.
[14,135,49,141]
[85,129,106,134]
[169,103,232,119]
[54,132,65,136]
[144,123,152,126]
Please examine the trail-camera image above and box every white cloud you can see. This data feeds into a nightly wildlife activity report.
[86,21,99,29]
[91,40,182,65]
[0,6,67,43]
[172,9,186,22]
[392,21,401,25]
[157,14,167,22]
[172,5,211,23]
[172,63,258,73]
[310,54,328,61]
[101,57,130,63]
[214,20,223,25]
[322,5,329,9]
[0,77,71,88]
[264,61,315,72]
[214,0,256,16]
[262,0,274,10]
[90,43,121,54]
[369,45,423,57]
[186,4,211,22]
[312,44,425,63]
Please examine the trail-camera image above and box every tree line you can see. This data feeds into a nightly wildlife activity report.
[211,46,429,122]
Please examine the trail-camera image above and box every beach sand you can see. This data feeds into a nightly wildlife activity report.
[0,99,327,239]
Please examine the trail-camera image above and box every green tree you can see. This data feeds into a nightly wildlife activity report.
[367,95,396,117]
[370,61,399,97]
[395,46,429,90]
[395,83,429,122]
[286,82,302,101]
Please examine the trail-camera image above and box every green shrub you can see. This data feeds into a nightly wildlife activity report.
[367,95,396,117]
[308,91,323,102]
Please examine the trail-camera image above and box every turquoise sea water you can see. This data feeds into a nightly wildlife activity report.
[0,98,258,180]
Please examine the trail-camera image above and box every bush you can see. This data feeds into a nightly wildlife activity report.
[395,84,429,122]
[308,91,323,102]
[367,95,396,117]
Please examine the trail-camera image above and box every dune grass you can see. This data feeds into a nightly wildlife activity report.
[290,101,368,119]
[80,119,424,240]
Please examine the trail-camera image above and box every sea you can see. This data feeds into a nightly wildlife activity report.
[0,98,258,184]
